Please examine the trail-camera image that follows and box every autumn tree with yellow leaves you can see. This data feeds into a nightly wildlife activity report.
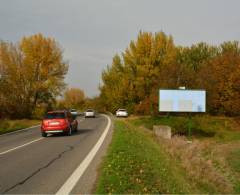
[99,31,240,116]
[198,41,240,115]
[0,34,68,118]
[100,32,178,114]
[57,88,85,110]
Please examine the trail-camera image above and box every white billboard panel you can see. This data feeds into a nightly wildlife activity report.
[159,89,206,112]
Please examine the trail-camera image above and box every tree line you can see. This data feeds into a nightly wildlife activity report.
[0,33,101,119]
[1,32,239,118]
[0,34,68,118]
[99,31,240,116]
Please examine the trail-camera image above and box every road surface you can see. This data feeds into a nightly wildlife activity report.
[0,114,113,194]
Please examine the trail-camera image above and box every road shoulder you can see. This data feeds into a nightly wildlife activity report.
[70,114,114,194]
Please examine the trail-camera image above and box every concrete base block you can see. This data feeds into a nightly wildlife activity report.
[153,125,171,139]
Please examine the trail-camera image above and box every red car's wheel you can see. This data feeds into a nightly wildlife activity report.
[42,132,47,137]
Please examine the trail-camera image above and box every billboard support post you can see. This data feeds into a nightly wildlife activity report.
[187,113,192,139]
[167,112,170,118]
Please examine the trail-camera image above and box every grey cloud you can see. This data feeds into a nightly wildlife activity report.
[1,0,240,96]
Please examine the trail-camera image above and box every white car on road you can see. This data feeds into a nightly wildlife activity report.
[116,109,128,117]
[85,109,95,118]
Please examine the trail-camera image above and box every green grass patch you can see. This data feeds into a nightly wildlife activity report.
[96,120,197,194]
[0,119,40,135]
[228,149,240,172]
[227,149,240,193]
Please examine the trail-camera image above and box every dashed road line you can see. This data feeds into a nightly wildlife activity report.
[0,138,44,155]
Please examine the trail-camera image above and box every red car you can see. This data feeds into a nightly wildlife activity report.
[41,110,78,137]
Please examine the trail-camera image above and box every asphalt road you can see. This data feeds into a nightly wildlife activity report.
[0,114,113,194]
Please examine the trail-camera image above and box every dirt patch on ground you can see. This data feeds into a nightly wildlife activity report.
[233,117,240,130]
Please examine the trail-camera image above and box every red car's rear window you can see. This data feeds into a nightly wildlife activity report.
[44,113,65,119]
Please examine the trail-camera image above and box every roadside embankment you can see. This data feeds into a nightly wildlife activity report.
[0,119,40,135]
[96,119,196,194]
[96,115,240,194]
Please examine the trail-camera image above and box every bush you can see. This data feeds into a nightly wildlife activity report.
[0,120,10,130]
[32,106,47,119]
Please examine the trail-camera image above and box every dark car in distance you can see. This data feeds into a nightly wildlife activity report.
[41,110,78,137]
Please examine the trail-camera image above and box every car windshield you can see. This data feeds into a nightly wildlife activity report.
[86,109,93,112]
[44,112,65,119]
[71,109,77,112]
[118,109,126,112]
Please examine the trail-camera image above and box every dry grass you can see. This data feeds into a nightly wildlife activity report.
[158,135,236,193]
[0,119,40,134]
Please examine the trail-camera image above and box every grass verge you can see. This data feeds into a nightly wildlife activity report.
[227,148,240,192]
[0,119,40,135]
[96,120,197,194]
[96,115,240,193]
[129,115,240,193]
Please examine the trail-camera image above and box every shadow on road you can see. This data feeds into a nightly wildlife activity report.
[47,128,93,137]
[76,129,93,134]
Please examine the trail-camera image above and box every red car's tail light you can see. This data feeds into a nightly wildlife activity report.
[43,120,48,126]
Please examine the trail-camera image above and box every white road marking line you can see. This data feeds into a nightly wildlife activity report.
[56,114,111,195]
[0,137,44,155]
[0,125,40,137]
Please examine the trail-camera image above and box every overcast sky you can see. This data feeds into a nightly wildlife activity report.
[1,0,240,97]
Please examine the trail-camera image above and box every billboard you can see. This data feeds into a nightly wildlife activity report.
[159,89,206,112]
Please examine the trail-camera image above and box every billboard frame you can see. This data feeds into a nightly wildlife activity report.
[159,88,206,138]
[159,89,206,113]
